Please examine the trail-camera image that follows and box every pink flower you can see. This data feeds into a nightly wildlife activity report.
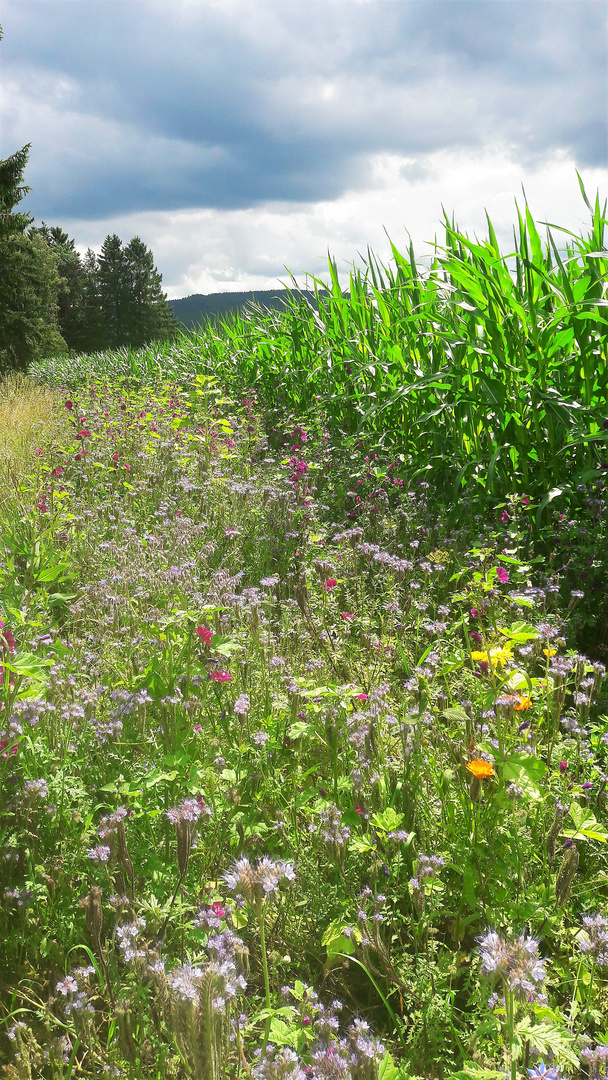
[196,626,213,644]
[0,622,16,653]
[496,567,509,584]
[522,496,531,506]
[35,448,42,455]
[212,901,226,917]
[323,578,338,590]
[355,693,368,701]
[559,761,568,773]
[500,510,509,523]
[341,612,354,621]
[209,669,231,682]
[112,453,120,461]
[0,736,18,758]
[51,466,63,477]
[65,400,73,410]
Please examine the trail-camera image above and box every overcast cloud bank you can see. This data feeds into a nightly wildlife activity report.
[2,0,606,297]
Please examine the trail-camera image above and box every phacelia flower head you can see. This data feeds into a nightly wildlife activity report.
[477,929,546,1000]
[222,855,295,909]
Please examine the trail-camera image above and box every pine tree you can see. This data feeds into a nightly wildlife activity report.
[29,223,90,353]
[97,233,129,349]
[81,248,108,353]
[0,145,67,373]
[122,236,178,348]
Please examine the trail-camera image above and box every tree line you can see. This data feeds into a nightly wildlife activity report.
[0,26,178,373]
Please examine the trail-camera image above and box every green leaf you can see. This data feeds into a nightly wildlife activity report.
[500,752,546,800]
[5,653,54,680]
[287,721,310,739]
[371,807,404,833]
[564,802,608,842]
[321,919,359,960]
[498,621,540,643]
[349,837,375,854]
[440,706,470,724]
[211,634,242,656]
[462,861,479,907]
[514,1017,579,1068]
[378,1052,399,1080]
[268,1017,299,1047]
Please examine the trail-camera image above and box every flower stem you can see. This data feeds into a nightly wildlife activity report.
[259,900,272,1053]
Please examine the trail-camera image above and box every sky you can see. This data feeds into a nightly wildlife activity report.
[1,0,607,300]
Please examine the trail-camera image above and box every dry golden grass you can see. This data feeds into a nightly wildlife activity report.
[0,373,64,504]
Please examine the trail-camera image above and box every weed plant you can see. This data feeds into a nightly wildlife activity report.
[0,364,607,1080]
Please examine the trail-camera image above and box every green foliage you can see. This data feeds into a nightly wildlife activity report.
[33,181,608,508]
[0,147,68,374]
[3,194,608,1078]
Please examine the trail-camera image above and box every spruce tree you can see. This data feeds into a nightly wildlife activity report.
[81,248,108,352]
[0,145,67,373]
[97,233,129,349]
[123,236,178,348]
[29,223,90,353]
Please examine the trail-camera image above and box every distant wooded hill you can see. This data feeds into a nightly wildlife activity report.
[167,289,331,330]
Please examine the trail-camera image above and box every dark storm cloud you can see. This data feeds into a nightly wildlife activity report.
[1,0,605,222]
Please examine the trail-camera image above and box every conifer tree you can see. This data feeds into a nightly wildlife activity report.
[123,235,178,348]
[29,223,90,353]
[81,248,108,352]
[0,150,67,371]
[97,233,129,349]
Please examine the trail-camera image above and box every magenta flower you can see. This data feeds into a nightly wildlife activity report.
[501,510,509,523]
[496,567,509,584]
[209,669,231,682]
[341,612,355,621]
[324,578,338,590]
[196,626,213,644]
[559,761,568,773]
[355,693,368,701]
[0,622,16,654]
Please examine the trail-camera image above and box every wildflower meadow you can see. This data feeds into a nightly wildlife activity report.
[1,188,607,1080]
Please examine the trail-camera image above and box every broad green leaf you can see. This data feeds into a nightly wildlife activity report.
[498,622,540,643]
[371,807,404,833]
[378,1053,400,1080]
[564,803,608,842]
[500,752,546,800]
[321,919,360,960]
[440,706,470,723]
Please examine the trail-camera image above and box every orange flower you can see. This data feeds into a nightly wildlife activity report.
[466,759,495,778]
[513,695,532,711]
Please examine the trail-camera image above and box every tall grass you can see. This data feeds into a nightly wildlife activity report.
[30,176,608,504]
[0,373,64,507]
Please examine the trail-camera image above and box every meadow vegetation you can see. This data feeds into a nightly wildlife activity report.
[1,186,608,1080]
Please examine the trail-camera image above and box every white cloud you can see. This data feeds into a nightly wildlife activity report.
[61,145,607,298]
